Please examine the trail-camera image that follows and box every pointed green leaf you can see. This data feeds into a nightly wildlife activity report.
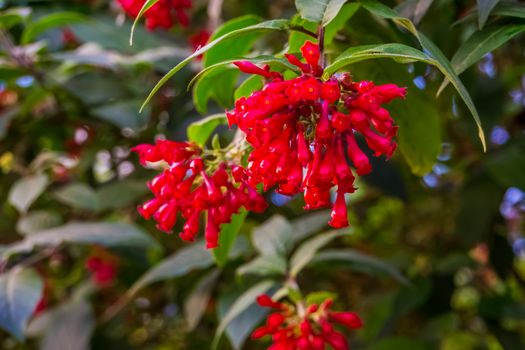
[140,19,292,112]
[212,280,276,350]
[295,0,348,25]
[8,174,49,214]
[187,114,227,147]
[438,24,525,94]
[21,12,90,44]
[212,209,248,266]
[477,0,500,29]
[185,269,221,331]
[237,255,287,277]
[129,0,161,45]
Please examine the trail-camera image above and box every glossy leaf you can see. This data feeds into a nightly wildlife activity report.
[140,19,292,111]
[129,0,161,45]
[0,267,43,340]
[237,254,287,277]
[477,0,500,29]
[252,215,294,256]
[21,12,90,44]
[187,114,227,147]
[438,24,525,94]
[212,209,248,267]
[295,0,348,25]
[185,269,221,331]
[313,249,408,284]
[289,230,349,277]
[358,0,487,151]
[212,280,276,350]
[8,174,49,213]
[3,222,159,257]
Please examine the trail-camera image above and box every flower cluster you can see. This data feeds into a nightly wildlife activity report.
[86,253,118,287]
[253,295,362,350]
[227,41,406,229]
[133,140,266,248]
[118,0,192,30]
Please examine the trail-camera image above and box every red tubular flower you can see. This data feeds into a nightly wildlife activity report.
[117,0,192,30]
[329,190,349,228]
[227,40,405,229]
[253,295,362,350]
[133,139,267,249]
[234,61,274,79]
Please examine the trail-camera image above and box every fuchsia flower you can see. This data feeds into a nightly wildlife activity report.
[227,40,406,229]
[117,0,192,30]
[133,140,267,248]
[253,295,362,350]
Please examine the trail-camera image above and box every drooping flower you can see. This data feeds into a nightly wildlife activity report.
[117,0,192,30]
[133,140,267,248]
[252,295,362,350]
[227,41,406,229]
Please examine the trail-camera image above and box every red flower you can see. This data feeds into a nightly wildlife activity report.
[228,41,406,230]
[86,252,118,287]
[133,140,267,249]
[252,295,362,350]
[189,30,210,60]
[117,0,192,30]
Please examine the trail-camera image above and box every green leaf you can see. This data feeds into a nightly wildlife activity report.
[438,24,525,94]
[212,209,248,267]
[295,0,348,25]
[290,210,331,242]
[92,99,151,131]
[185,269,221,331]
[237,254,287,277]
[325,43,436,74]
[491,2,525,19]
[0,7,31,28]
[54,183,99,212]
[358,0,487,151]
[16,211,62,236]
[313,249,408,284]
[212,280,276,350]
[189,56,300,89]
[252,215,294,256]
[203,15,262,67]
[128,243,215,296]
[96,180,149,211]
[477,0,500,29]
[325,3,360,44]
[289,230,349,277]
[0,267,43,340]
[129,0,161,45]
[371,337,431,350]
[8,174,49,214]
[3,222,159,257]
[305,291,338,305]
[21,12,90,44]
[217,289,270,350]
[187,114,227,147]
[234,75,263,100]
[140,19,292,111]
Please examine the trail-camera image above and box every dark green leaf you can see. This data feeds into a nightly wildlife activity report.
[0,7,31,28]
[438,24,525,94]
[0,267,43,340]
[477,0,500,29]
[212,280,276,350]
[234,75,263,99]
[486,144,525,190]
[212,209,248,267]
[54,183,99,212]
[21,12,90,44]
[313,249,408,284]
[325,3,360,44]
